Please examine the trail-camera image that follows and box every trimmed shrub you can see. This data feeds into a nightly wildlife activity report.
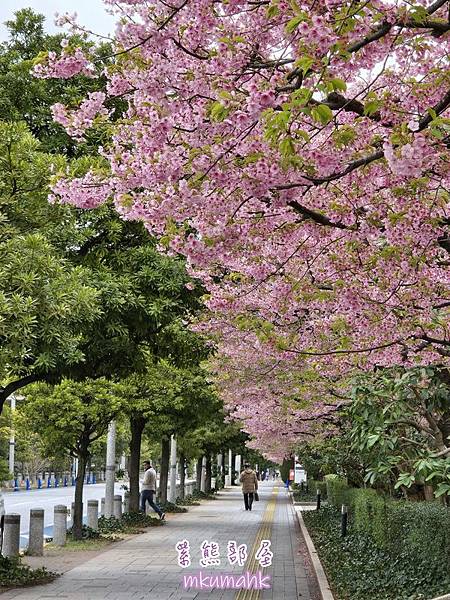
[303,505,450,600]
[315,480,327,499]
[325,474,349,508]
[305,480,450,599]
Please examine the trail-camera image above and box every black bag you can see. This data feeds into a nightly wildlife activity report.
[254,491,259,501]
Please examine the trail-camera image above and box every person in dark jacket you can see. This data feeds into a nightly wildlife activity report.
[239,464,258,511]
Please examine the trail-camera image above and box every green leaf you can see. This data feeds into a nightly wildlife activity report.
[364,100,381,116]
[311,104,333,125]
[286,16,303,34]
[434,483,450,497]
[294,56,314,75]
[279,136,296,158]
[266,3,280,18]
[367,434,380,448]
[330,78,347,92]
[209,101,229,122]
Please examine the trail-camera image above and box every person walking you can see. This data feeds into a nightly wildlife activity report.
[239,463,258,511]
[141,460,165,520]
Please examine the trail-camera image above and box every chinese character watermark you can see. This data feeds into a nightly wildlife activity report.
[255,540,273,567]
[200,540,221,567]
[227,540,248,567]
[175,539,191,568]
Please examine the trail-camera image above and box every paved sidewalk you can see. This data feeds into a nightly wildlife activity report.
[2,483,315,600]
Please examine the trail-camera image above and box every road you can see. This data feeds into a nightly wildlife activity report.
[3,483,124,546]
[4,478,193,547]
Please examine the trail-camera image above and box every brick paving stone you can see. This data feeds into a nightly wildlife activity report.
[2,483,314,600]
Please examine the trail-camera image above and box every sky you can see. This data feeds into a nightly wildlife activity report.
[0,0,116,41]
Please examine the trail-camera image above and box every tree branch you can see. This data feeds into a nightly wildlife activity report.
[347,0,449,53]
[288,199,353,229]
[0,374,47,414]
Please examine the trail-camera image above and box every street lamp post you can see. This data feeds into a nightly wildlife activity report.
[8,395,16,487]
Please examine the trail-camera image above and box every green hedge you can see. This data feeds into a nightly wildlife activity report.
[303,505,450,600]
[323,474,450,569]
[325,474,349,507]
[291,479,327,499]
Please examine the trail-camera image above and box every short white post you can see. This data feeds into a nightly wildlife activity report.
[53,505,67,546]
[113,494,122,519]
[3,514,20,557]
[124,491,130,513]
[28,508,44,556]
[87,500,99,531]
[101,497,105,517]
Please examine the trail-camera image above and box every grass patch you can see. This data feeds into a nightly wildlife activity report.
[192,490,217,501]
[303,506,450,600]
[292,487,317,503]
[46,537,116,551]
[158,501,188,513]
[0,556,58,589]
[176,495,201,506]
[98,512,165,534]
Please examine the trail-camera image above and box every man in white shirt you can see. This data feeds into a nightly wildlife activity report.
[141,460,165,520]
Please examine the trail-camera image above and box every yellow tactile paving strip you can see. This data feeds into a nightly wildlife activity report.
[235,486,279,600]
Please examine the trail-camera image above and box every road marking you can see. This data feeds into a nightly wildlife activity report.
[235,486,278,600]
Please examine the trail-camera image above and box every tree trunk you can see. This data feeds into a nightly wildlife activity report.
[159,437,170,504]
[196,456,202,491]
[179,453,186,500]
[205,455,212,493]
[72,453,87,541]
[128,414,146,513]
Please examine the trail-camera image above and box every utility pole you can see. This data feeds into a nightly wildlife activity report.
[104,421,116,518]
[168,435,177,503]
[8,395,16,487]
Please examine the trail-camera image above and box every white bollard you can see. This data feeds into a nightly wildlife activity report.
[3,514,20,557]
[87,500,99,531]
[101,497,105,517]
[28,509,44,556]
[124,491,130,514]
[53,505,67,546]
[113,495,122,519]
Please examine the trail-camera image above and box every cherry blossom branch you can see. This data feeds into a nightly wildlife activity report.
[347,0,449,53]
[287,338,407,356]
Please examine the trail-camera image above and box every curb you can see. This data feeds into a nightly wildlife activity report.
[293,506,335,600]
[430,595,450,600]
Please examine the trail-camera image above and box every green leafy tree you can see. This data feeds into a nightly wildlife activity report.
[18,378,125,539]
[125,357,220,510]
[348,367,450,500]
[0,122,102,412]
[0,9,115,155]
